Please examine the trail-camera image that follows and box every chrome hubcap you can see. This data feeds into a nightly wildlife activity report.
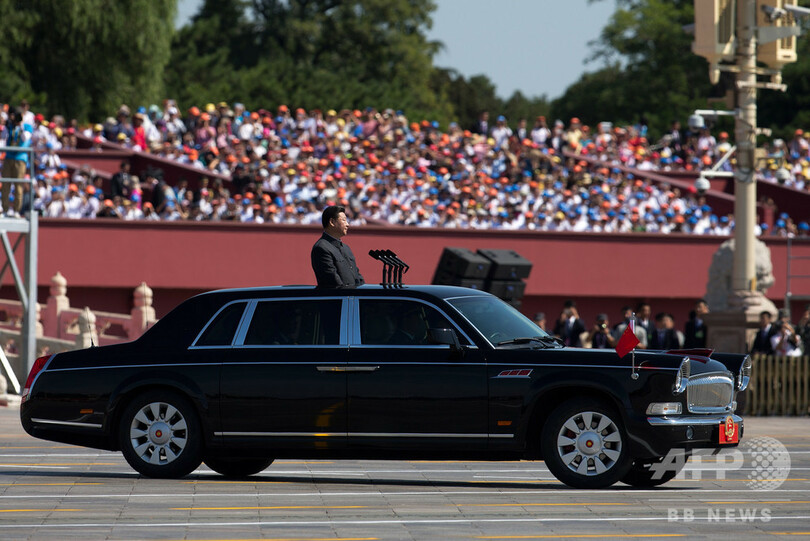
[129,401,188,465]
[556,410,622,476]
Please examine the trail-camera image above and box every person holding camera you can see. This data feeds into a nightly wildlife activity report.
[771,311,803,357]
[588,313,616,349]
[552,300,586,347]
[796,304,810,354]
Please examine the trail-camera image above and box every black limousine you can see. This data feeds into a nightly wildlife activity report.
[20,285,749,488]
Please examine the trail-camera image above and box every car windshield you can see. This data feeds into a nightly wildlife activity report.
[447,296,553,346]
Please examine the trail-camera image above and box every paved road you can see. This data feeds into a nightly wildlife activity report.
[0,404,808,540]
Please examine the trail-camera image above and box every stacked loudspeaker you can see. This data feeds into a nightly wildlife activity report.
[432,247,532,306]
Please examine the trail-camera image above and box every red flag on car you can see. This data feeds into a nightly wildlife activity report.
[616,317,640,358]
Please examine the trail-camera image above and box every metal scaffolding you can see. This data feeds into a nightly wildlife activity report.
[0,144,38,393]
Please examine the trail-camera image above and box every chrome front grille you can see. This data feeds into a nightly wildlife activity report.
[687,373,734,413]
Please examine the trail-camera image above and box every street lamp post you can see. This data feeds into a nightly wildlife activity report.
[732,0,758,295]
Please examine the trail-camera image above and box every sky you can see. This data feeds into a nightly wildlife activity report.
[175,0,617,100]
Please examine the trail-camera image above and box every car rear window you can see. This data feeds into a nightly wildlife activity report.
[243,300,341,346]
[195,302,247,346]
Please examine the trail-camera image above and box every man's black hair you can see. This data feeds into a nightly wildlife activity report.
[322,205,345,228]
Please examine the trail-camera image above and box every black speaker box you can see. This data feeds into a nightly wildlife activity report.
[435,247,492,279]
[486,279,527,300]
[476,249,532,280]
[432,270,485,290]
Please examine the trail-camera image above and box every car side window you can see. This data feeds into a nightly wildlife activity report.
[244,300,341,346]
[196,302,246,346]
[359,299,465,346]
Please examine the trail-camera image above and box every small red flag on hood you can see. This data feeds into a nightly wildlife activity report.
[616,319,640,358]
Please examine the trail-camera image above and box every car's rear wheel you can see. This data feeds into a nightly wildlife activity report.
[118,391,202,478]
[621,451,691,487]
[204,457,274,477]
[541,398,631,489]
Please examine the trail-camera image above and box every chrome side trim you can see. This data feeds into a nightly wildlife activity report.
[31,418,103,429]
[216,431,513,439]
[44,362,223,373]
[647,414,742,427]
[43,360,675,372]
[349,432,510,439]
[216,432,345,437]
[317,365,379,372]
[232,300,258,345]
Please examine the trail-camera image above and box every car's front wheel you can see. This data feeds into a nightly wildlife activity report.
[541,398,631,488]
[204,457,274,477]
[118,391,203,478]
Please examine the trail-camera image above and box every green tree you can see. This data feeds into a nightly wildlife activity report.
[167,0,454,123]
[0,0,38,105]
[2,0,176,120]
[552,0,714,137]
[502,90,550,129]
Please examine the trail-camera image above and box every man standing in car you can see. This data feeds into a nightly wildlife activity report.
[311,206,365,287]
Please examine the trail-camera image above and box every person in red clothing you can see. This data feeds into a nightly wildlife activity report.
[132,113,147,151]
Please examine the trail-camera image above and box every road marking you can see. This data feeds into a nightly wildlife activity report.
[171,505,368,511]
[476,533,686,539]
[0,515,809,529]
[0,463,118,466]
[0,465,69,469]
[184,481,292,485]
[0,453,119,458]
[0,446,76,450]
[459,503,629,507]
[0,509,85,513]
[769,534,810,536]
[0,483,102,486]
[167,538,376,541]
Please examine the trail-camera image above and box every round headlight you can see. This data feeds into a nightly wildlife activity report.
[673,357,690,394]
[737,355,752,391]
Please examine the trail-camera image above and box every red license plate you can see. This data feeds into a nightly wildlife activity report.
[719,416,739,444]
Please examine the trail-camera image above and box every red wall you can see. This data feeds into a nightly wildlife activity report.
[11,219,807,327]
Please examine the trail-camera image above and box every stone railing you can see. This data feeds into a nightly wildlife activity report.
[0,271,157,359]
[0,272,159,389]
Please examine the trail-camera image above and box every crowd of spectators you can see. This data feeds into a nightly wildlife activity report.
[538,298,810,355]
[2,99,809,236]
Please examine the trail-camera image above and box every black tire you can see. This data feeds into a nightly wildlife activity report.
[204,457,274,477]
[541,398,632,489]
[118,390,203,478]
[621,451,691,488]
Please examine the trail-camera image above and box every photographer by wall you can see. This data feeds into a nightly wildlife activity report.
[587,313,616,349]
[771,309,803,357]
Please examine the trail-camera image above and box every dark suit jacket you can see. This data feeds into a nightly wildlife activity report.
[751,325,775,354]
[683,319,707,348]
[649,328,681,350]
[311,233,365,288]
[553,317,586,347]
